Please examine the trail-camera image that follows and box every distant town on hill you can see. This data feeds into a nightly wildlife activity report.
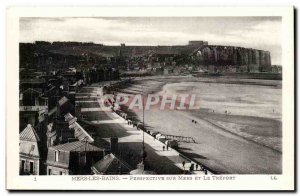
[20,40,282,78]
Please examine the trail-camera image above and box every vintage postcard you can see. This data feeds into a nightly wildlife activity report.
[6,6,294,191]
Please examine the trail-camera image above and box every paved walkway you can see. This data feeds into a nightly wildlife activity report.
[77,86,211,175]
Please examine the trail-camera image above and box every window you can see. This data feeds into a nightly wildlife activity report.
[29,145,35,154]
[79,152,86,166]
[29,162,34,174]
[21,160,25,172]
[55,151,59,162]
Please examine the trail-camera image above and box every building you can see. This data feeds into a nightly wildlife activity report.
[19,88,48,130]
[19,124,41,175]
[248,64,260,73]
[20,88,42,106]
[46,97,77,145]
[188,40,208,46]
[46,141,105,175]
[64,113,94,143]
[272,65,282,73]
[57,96,75,117]
[129,162,156,175]
[163,68,169,75]
[46,122,58,148]
[91,153,132,175]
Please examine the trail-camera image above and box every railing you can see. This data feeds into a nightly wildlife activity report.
[164,134,196,143]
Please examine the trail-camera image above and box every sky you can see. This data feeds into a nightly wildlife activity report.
[20,17,282,65]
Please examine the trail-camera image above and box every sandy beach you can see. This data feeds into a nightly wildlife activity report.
[117,76,282,174]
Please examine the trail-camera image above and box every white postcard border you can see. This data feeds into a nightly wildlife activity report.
[6,6,294,190]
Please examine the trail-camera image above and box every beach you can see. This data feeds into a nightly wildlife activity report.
[117,76,282,174]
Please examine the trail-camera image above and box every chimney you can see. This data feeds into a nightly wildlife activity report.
[110,137,118,154]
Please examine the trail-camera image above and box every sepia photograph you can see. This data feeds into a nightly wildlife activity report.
[6,6,295,191]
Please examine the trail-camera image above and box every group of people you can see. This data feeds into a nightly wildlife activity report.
[224,110,231,115]
[162,145,169,151]
[182,161,208,174]
[211,109,232,115]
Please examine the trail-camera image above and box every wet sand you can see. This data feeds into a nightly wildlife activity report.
[118,76,282,174]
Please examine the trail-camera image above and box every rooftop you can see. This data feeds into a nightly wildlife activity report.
[49,141,102,152]
[21,88,43,95]
[64,113,94,143]
[58,96,69,106]
[91,153,132,174]
[20,124,40,142]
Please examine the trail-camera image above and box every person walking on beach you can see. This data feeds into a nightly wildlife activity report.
[162,146,165,151]
[166,145,169,151]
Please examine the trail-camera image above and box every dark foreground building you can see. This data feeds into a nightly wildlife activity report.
[19,124,42,175]
[46,141,105,175]
[91,153,132,175]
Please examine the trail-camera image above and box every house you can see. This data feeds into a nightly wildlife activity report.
[46,110,94,147]
[19,124,41,175]
[46,122,58,148]
[272,65,282,73]
[57,96,74,117]
[19,88,48,130]
[248,64,259,73]
[91,153,132,175]
[163,68,169,75]
[45,97,77,145]
[46,141,105,175]
[237,65,248,73]
[64,113,94,143]
[20,88,42,106]
[48,117,74,145]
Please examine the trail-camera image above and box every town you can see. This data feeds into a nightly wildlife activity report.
[19,40,281,175]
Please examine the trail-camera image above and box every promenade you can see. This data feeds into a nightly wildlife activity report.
[76,84,212,175]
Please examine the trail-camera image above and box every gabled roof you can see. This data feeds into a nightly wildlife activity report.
[21,88,42,95]
[20,124,40,142]
[91,153,132,174]
[49,141,102,152]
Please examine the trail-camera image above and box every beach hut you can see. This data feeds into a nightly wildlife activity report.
[157,136,167,143]
[151,132,160,138]
[165,140,178,149]
[155,134,162,139]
